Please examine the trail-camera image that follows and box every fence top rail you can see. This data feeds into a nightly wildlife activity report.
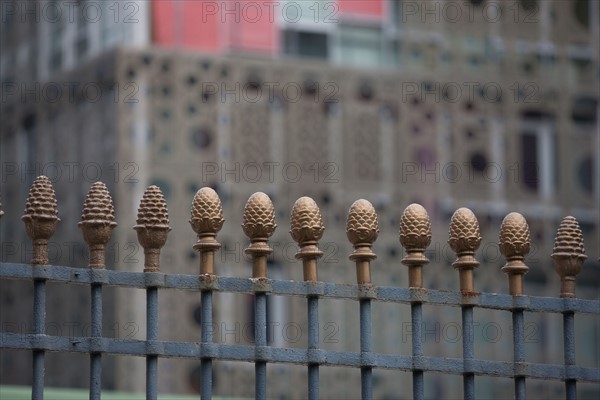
[3,176,596,299]
[1,262,598,315]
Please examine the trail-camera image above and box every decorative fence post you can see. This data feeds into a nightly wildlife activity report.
[242,192,276,400]
[22,176,60,266]
[499,212,530,400]
[290,197,324,400]
[190,187,224,400]
[134,185,170,400]
[1,184,599,400]
[79,182,116,400]
[448,208,481,400]
[346,199,379,400]
[399,203,431,400]
[22,176,59,400]
[552,216,587,400]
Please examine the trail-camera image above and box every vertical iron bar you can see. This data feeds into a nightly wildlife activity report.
[32,279,46,400]
[360,299,372,400]
[201,290,213,400]
[462,305,475,400]
[255,292,267,400]
[411,302,424,400]
[307,296,319,400]
[90,283,102,400]
[563,312,576,400]
[146,287,158,400]
[512,309,525,400]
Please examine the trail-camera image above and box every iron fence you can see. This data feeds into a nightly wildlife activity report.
[0,176,598,400]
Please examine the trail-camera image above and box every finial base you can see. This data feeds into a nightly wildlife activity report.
[31,239,49,265]
[135,225,170,272]
[80,222,116,269]
[452,255,479,293]
[143,248,161,272]
[245,243,273,279]
[295,244,323,283]
[401,251,429,266]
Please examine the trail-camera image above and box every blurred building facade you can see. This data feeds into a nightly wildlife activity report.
[1,1,599,398]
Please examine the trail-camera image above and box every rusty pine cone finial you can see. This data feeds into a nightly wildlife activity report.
[22,176,60,265]
[79,182,117,269]
[134,185,171,272]
[399,203,431,288]
[291,196,324,282]
[346,199,378,284]
[499,212,530,295]
[243,192,277,278]
[190,187,224,275]
[448,207,481,293]
[552,216,587,298]
[399,203,431,262]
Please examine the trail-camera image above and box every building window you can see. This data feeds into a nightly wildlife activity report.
[571,96,597,127]
[577,156,594,194]
[283,30,329,59]
[76,1,89,60]
[384,39,400,67]
[49,2,64,73]
[519,117,556,198]
[574,0,591,29]
[521,133,539,191]
[569,57,594,85]
[338,26,383,67]
[470,152,488,173]
[191,127,212,150]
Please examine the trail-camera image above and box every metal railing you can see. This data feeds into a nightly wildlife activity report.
[0,176,598,400]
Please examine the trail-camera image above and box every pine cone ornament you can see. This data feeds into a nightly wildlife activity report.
[290,196,324,246]
[346,199,379,246]
[79,182,117,268]
[190,187,224,236]
[448,207,481,257]
[242,192,276,242]
[399,203,432,253]
[552,216,587,298]
[22,176,60,264]
[135,185,171,272]
[499,212,530,261]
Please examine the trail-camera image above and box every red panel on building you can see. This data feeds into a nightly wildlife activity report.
[152,0,277,53]
[152,1,176,45]
[183,1,219,51]
[235,0,278,53]
[339,0,383,16]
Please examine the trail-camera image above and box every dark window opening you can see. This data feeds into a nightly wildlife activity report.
[574,0,591,29]
[470,153,488,173]
[521,133,539,191]
[284,30,329,59]
[358,81,374,101]
[191,127,212,150]
[571,96,597,125]
[577,157,594,194]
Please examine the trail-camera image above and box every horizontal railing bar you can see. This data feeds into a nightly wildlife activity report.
[2,263,598,314]
[1,332,598,383]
